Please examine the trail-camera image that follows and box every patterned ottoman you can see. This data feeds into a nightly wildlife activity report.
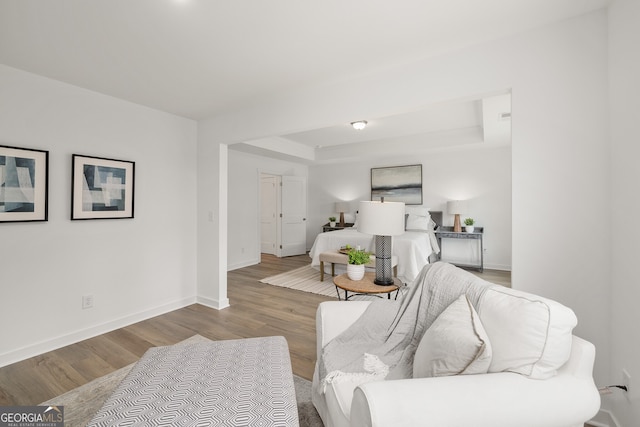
[87,336,299,426]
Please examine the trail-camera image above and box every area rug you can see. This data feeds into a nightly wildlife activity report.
[40,335,323,427]
[260,265,338,298]
[260,265,403,301]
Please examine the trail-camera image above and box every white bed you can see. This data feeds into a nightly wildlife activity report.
[309,210,442,284]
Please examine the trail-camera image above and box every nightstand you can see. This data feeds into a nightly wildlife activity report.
[322,222,354,232]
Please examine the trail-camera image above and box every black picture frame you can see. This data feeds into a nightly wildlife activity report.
[371,164,423,205]
[0,144,49,223]
[71,154,135,220]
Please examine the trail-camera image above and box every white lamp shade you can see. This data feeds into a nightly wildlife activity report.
[357,201,405,236]
[335,201,350,213]
[447,200,468,215]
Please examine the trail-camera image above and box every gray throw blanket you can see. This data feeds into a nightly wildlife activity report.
[319,262,491,387]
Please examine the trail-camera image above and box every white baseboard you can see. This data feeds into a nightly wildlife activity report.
[483,263,512,271]
[227,258,260,271]
[587,409,622,427]
[197,295,230,310]
[0,296,198,368]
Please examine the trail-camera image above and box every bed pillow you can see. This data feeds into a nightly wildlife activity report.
[413,294,492,378]
[405,213,429,231]
[405,206,434,231]
[405,206,429,217]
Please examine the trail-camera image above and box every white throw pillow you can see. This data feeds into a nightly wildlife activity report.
[478,286,577,379]
[405,206,430,217]
[405,213,432,231]
[413,294,492,378]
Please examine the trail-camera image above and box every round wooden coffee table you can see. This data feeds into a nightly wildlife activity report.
[333,272,402,300]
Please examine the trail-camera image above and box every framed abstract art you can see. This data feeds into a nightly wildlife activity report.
[371,164,422,205]
[71,154,135,220]
[0,144,49,223]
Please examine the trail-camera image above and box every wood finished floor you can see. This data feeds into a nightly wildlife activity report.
[0,255,510,407]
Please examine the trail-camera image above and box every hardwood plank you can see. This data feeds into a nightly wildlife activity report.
[76,334,141,369]
[471,268,511,287]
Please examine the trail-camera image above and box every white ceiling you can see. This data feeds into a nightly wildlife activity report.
[0,0,610,121]
[283,100,484,149]
[229,92,511,164]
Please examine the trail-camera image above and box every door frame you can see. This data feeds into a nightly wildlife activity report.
[258,172,281,256]
[256,169,307,258]
[257,169,283,257]
[258,171,281,257]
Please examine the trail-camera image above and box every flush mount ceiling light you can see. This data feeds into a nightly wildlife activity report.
[351,120,368,130]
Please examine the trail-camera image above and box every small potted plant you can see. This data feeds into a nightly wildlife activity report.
[329,216,337,227]
[464,218,475,233]
[347,249,372,280]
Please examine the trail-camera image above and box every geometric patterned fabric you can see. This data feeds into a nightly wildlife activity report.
[87,336,299,426]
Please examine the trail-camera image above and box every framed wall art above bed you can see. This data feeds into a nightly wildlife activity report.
[371,164,422,205]
[0,144,49,223]
[71,154,135,220]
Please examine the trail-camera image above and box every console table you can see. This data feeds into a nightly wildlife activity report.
[434,226,484,272]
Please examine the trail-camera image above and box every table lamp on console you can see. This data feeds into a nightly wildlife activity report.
[358,198,405,285]
[335,201,350,227]
[447,200,468,232]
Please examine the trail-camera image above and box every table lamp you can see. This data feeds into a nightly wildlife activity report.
[447,200,468,232]
[335,201,350,227]
[358,198,405,285]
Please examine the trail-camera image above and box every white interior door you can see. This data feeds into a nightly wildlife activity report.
[260,174,278,255]
[280,175,307,257]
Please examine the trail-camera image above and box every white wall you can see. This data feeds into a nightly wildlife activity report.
[196,124,229,310]
[0,65,198,366]
[308,145,512,270]
[200,11,611,387]
[227,149,308,270]
[609,0,640,424]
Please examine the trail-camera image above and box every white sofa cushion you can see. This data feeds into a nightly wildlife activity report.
[413,294,492,378]
[478,286,577,379]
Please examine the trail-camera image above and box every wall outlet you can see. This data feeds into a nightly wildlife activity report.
[82,294,94,309]
[623,369,632,400]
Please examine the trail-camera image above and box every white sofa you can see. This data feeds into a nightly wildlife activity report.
[312,267,601,427]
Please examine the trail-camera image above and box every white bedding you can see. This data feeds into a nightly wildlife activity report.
[309,228,436,284]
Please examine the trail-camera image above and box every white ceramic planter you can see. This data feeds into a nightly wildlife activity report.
[347,264,365,281]
[329,221,336,227]
[465,225,475,233]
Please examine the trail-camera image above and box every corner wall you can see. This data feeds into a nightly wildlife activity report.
[196,121,229,309]
[608,0,640,424]
[0,65,198,366]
